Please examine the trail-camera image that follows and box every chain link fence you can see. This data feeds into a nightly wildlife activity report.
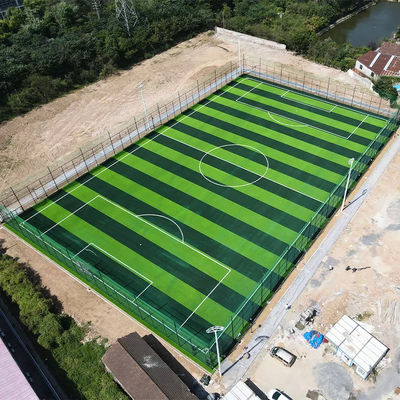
[1,56,399,370]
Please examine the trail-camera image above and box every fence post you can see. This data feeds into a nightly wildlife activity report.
[351,86,356,106]
[10,187,24,212]
[80,148,90,172]
[47,166,59,190]
[61,165,69,184]
[108,130,116,155]
[157,103,162,125]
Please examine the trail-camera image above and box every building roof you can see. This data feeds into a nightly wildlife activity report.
[379,42,400,57]
[358,50,400,77]
[325,315,388,374]
[102,332,196,400]
[0,340,38,400]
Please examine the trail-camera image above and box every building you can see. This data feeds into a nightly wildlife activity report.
[355,42,400,81]
[0,339,38,400]
[0,0,23,18]
[102,332,197,400]
[325,315,388,379]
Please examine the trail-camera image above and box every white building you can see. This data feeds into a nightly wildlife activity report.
[355,42,400,81]
[325,315,388,379]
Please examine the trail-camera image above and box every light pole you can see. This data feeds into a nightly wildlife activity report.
[138,82,149,130]
[206,326,224,377]
[341,157,355,212]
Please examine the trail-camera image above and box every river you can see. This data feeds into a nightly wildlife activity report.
[321,1,400,47]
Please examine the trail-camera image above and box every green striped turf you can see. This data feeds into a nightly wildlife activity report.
[10,74,390,362]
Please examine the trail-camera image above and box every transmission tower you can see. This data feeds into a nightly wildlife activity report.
[92,0,101,20]
[115,0,138,36]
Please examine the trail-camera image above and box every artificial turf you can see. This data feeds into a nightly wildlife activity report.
[6,74,390,367]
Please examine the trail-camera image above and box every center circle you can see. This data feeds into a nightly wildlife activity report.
[199,144,269,188]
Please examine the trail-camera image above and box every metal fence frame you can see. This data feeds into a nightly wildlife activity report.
[1,56,399,370]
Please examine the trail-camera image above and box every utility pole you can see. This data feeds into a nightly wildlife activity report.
[115,0,138,36]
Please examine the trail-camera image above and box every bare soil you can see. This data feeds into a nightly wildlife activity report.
[0,30,375,194]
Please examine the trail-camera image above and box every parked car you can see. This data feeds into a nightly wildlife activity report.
[267,389,292,400]
[269,346,296,367]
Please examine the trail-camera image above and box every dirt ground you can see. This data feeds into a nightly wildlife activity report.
[0,30,376,194]
[0,29,396,396]
[242,141,400,400]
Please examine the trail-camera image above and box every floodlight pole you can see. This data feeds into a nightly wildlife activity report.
[138,83,149,130]
[341,158,355,212]
[206,326,224,377]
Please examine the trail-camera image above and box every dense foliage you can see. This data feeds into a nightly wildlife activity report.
[0,251,128,400]
[0,0,386,122]
[373,77,399,105]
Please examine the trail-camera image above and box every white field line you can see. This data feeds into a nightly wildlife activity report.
[162,128,324,204]
[90,243,153,300]
[351,114,369,134]
[240,76,391,140]
[235,81,263,102]
[281,89,337,113]
[22,80,243,225]
[14,223,208,353]
[236,97,352,140]
[38,194,233,330]
[41,196,98,236]
[244,76,388,122]
[179,264,231,330]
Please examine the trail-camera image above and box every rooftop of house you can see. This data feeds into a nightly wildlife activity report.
[357,47,400,77]
[102,332,197,400]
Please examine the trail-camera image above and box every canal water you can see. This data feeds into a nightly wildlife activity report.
[321,1,400,47]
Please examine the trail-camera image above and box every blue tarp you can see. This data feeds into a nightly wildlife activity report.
[303,330,324,349]
[394,84,400,92]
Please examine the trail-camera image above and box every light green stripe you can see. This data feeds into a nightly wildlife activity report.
[95,165,281,270]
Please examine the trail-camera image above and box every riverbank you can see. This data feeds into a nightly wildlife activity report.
[317,1,376,36]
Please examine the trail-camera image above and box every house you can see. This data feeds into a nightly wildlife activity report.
[325,315,388,379]
[355,42,400,81]
[102,332,197,400]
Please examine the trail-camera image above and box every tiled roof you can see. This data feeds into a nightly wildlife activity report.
[357,51,400,77]
[379,42,400,56]
[102,332,197,400]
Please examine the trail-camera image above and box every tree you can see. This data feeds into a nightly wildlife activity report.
[373,77,399,105]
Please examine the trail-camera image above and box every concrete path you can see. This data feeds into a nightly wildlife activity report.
[221,132,400,389]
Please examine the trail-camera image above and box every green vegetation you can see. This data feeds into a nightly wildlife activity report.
[373,77,399,106]
[0,248,128,400]
[0,0,381,122]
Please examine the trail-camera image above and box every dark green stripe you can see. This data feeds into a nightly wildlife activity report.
[232,81,382,138]
[240,73,388,120]
[20,211,216,341]
[184,107,351,177]
[81,173,271,282]
[205,94,363,165]
[52,192,246,314]
[176,120,336,193]
[152,135,321,221]
[109,157,292,257]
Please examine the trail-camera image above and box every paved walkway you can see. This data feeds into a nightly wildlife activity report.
[221,132,400,389]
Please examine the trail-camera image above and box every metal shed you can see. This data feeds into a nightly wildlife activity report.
[325,315,388,379]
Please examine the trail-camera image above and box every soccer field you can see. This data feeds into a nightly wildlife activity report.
[6,74,395,369]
